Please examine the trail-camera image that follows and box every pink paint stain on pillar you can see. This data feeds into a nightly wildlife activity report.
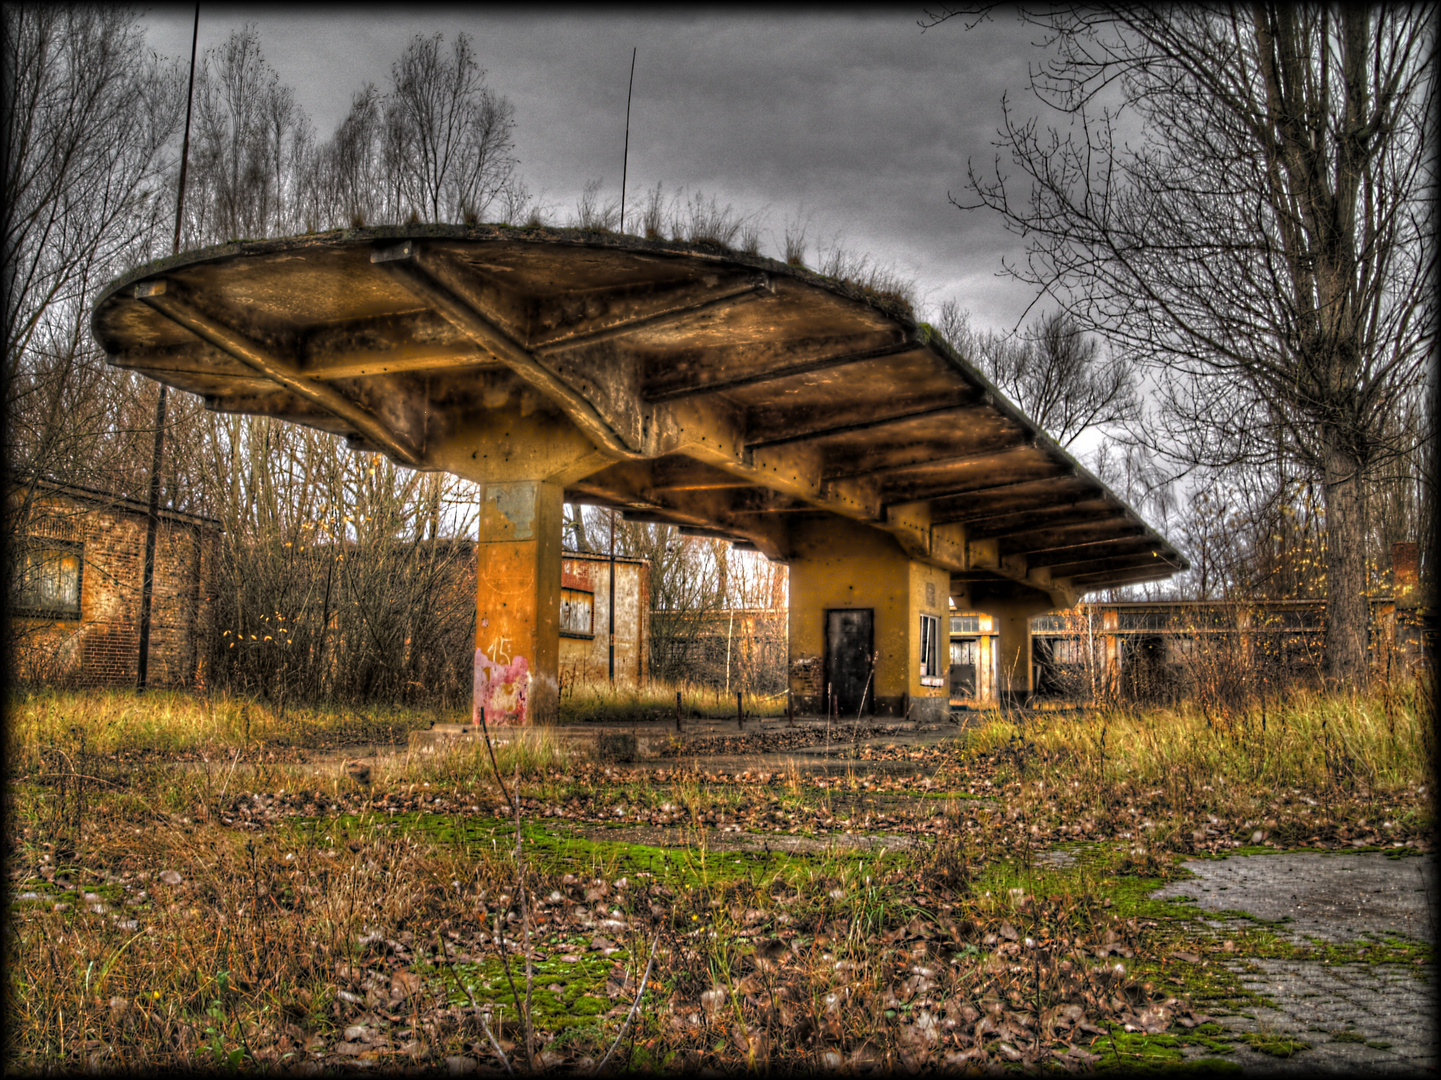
[474,648,531,726]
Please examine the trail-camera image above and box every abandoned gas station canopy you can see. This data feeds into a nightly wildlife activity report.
[92,224,1186,604]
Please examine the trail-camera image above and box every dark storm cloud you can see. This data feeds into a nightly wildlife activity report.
[141,8,1052,330]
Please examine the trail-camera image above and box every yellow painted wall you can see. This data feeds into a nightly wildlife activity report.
[907,560,952,720]
[787,517,950,718]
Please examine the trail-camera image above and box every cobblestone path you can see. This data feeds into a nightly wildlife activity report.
[1153,852,1437,1075]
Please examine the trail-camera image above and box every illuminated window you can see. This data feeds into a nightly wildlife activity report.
[951,614,979,634]
[919,614,940,677]
[559,588,594,637]
[14,543,83,619]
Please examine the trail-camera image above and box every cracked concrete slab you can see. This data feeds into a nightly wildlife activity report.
[1203,958,1438,1075]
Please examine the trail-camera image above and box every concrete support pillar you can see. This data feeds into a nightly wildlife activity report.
[1102,606,1121,701]
[786,517,951,722]
[428,403,610,726]
[994,606,1034,705]
[472,481,564,726]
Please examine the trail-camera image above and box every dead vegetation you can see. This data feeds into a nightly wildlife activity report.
[5,682,1431,1071]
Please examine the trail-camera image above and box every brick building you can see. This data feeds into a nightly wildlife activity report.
[558,551,650,684]
[8,479,220,688]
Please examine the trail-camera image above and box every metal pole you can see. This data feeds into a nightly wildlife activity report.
[608,510,616,682]
[619,48,636,233]
[138,3,199,693]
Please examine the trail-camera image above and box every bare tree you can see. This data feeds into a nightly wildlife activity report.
[301,84,386,230]
[183,25,310,245]
[197,417,479,707]
[3,5,182,514]
[931,5,1436,684]
[1088,440,1178,601]
[383,32,519,224]
[935,303,1139,448]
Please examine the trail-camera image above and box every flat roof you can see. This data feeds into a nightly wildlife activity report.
[92,225,1185,603]
[11,475,222,529]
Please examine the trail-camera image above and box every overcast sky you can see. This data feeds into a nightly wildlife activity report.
[139,7,1065,334]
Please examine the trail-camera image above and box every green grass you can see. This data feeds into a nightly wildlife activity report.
[295,810,897,897]
[1238,1031,1311,1057]
[1092,1026,1242,1072]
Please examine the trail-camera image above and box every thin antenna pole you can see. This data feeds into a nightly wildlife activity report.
[171,8,200,256]
[608,510,617,682]
[619,47,636,233]
[138,3,199,693]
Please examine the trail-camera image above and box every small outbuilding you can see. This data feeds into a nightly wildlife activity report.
[557,550,650,684]
[7,478,220,688]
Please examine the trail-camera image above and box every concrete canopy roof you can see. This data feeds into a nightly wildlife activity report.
[92,225,1187,606]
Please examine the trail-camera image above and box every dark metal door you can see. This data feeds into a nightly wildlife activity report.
[825,609,873,717]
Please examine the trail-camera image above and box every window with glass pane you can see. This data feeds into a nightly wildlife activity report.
[951,614,979,634]
[919,614,940,677]
[15,544,82,618]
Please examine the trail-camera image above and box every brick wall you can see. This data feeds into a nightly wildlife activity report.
[11,491,220,689]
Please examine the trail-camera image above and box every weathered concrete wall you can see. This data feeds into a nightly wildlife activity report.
[908,560,952,722]
[788,518,906,715]
[10,492,219,688]
[557,552,649,684]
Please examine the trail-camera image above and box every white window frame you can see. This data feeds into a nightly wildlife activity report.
[919,613,940,678]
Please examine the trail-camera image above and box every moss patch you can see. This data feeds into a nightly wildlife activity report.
[1238,1031,1310,1057]
[1091,1025,1242,1072]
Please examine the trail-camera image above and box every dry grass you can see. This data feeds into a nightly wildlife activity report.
[6,689,440,762]
[560,680,782,725]
[968,679,1432,797]
[5,682,1431,1071]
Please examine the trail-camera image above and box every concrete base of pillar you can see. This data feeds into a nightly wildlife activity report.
[910,695,949,723]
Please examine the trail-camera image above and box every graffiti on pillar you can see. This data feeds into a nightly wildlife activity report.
[474,645,530,725]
